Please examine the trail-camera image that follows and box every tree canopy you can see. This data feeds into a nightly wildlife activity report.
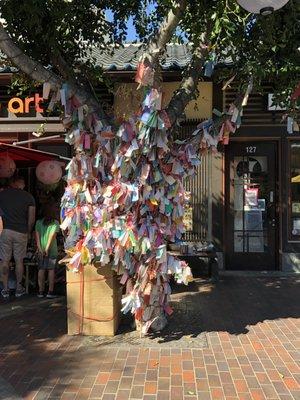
[0,0,299,111]
[0,0,299,333]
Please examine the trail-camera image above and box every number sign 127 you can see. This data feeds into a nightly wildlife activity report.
[246,146,256,154]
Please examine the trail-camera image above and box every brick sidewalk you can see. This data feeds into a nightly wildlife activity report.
[0,276,299,400]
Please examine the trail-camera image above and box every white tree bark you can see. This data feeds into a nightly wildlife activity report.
[147,0,187,61]
[0,22,106,119]
[0,2,208,126]
[0,22,61,88]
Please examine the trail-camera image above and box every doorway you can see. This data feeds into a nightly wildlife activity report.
[225,141,279,270]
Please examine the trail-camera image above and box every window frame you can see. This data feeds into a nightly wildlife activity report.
[288,139,300,242]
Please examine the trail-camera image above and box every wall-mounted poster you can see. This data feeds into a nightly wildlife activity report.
[245,188,258,207]
[245,198,265,212]
[292,219,300,236]
[245,210,264,252]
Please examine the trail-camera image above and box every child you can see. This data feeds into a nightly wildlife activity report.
[35,202,60,298]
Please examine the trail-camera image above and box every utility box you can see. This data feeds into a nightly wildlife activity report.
[66,263,121,336]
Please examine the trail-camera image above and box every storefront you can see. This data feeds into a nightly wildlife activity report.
[1,59,299,272]
[0,72,70,192]
[211,88,300,272]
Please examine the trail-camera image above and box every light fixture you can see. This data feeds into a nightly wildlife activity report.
[237,0,290,15]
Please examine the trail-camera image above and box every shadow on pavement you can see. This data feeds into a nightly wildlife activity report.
[0,274,299,397]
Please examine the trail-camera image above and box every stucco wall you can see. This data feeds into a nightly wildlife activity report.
[114,82,213,120]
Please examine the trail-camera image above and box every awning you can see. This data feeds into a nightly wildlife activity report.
[0,142,70,168]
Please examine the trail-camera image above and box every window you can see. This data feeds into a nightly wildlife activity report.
[233,156,268,252]
[290,142,300,239]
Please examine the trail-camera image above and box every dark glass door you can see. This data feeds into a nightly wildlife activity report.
[225,142,278,270]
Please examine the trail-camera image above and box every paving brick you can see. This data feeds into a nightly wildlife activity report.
[211,387,224,399]
[250,388,266,400]
[144,382,157,395]
[255,372,270,385]
[283,378,300,390]
[146,370,158,381]
[96,372,110,385]
[104,380,119,393]
[133,373,146,385]
[156,390,170,400]
[182,371,194,383]
[206,364,218,374]
[194,367,206,379]
[220,371,233,384]
[171,374,183,386]
[115,389,130,400]
[183,382,196,393]
[119,377,133,390]
[207,374,221,387]
[170,386,184,400]
[75,387,91,399]
[234,379,249,393]
[0,276,299,400]
[130,385,144,399]
[273,381,292,395]
[261,384,280,399]
[196,392,211,400]
[159,367,170,378]
[101,394,116,400]
[196,378,209,392]
[158,377,170,391]
[89,384,105,398]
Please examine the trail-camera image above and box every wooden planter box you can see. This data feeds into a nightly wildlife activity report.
[66,263,121,336]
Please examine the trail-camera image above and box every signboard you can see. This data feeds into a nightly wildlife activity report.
[0,93,44,114]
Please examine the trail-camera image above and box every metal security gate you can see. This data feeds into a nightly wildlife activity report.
[176,120,210,242]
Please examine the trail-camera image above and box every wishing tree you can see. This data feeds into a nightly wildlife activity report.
[0,0,299,332]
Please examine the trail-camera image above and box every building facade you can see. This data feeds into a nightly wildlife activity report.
[212,87,300,272]
[1,44,299,272]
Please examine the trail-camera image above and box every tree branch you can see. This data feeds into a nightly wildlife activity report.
[0,22,62,89]
[147,0,187,61]
[0,22,107,119]
[166,44,209,126]
[51,51,75,81]
[142,0,187,87]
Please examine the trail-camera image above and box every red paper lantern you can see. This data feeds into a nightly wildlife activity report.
[0,155,16,178]
[36,160,63,185]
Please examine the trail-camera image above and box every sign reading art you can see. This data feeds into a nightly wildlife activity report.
[2,93,44,114]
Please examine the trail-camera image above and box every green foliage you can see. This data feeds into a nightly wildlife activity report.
[0,0,299,108]
[182,0,299,107]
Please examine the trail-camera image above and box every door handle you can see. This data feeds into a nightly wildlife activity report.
[270,218,276,227]
[270,191,274,203]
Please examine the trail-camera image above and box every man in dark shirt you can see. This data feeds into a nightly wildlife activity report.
[0,176,36,298]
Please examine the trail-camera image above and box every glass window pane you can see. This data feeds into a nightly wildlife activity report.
[233,156,269,253]
[290,143,300,238]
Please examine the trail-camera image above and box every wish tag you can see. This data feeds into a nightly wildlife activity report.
[42,82,51,99]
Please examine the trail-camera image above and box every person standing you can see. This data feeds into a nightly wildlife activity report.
[0,207,3,236]
[35,202,60,298]
[0,176,36,298]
